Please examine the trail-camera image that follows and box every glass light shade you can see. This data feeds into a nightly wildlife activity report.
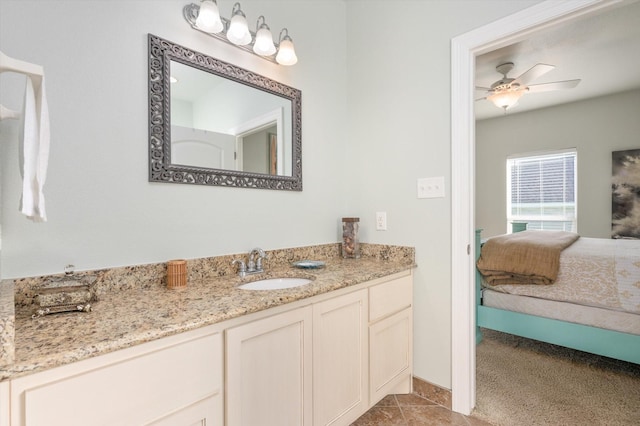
[253,26,276,56]
[488,89,524,110]
[195,0,223,33]
[227,12,251,45]
[276,37,298,66]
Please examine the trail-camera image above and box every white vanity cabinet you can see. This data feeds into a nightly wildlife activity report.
[368,273,413,403]
[9,326,223,426]
[225,271,412,426]
[5,269,413,426]
[225,306,313,426]
[312,289,368,426]
[0,381,9,426]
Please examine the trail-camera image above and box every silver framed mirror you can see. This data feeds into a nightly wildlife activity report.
[148,34,302,190]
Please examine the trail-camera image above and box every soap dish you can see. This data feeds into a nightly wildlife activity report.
[292,260,326,269]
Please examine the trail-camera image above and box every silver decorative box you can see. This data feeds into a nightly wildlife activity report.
[33,265,96,317]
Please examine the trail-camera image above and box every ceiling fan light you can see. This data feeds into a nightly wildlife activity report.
[488,89,525,110]
[195,0,223,34]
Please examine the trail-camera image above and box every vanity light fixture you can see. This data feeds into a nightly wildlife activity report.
[183,1,298,65]
[275,28,298,66]
[226,2,251,46]
[253,16,276,56]
[195,0,223,33]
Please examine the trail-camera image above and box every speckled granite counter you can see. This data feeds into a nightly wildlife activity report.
[0,281,15,367]
[1,243,415,382]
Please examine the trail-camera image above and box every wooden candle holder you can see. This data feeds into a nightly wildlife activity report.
[167,260,187,289]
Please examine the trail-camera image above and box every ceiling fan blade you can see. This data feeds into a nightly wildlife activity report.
[475,86,491,91]
[512,63,555,87]
[527,79,581,93]
[475,96,488,102]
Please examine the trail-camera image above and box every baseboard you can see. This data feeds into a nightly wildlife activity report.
[412,376,451,409]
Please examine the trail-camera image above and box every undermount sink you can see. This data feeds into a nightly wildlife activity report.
[237,277,313,291]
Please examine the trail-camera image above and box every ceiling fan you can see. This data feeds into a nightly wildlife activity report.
[476,62,581,111]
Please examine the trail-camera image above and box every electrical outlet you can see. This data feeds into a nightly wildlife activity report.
[417,176,445,198]
[376,212,387,231]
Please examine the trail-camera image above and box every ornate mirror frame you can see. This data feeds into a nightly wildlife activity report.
[148,34,302,190]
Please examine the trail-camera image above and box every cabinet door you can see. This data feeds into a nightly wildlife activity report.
[11,329,223,426]
[226,306,313,426]
[0,381,8,426]
[313,289,368,426]
[369,307,413,403]
[148,396,220,426]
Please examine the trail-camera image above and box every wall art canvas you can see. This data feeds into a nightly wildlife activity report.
[612,148,640,239]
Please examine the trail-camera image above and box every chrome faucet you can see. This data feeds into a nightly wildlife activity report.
[248,247,266,272]
[232,248,267,277]
[231,259,247,278]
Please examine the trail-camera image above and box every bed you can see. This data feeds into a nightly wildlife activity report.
[475,228,640,364]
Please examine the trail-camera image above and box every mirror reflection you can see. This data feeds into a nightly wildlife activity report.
[170,61,292,176]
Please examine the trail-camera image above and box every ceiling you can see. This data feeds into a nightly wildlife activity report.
[475,1,640,120]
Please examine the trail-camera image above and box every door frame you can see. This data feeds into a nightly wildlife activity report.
[450,0,624,415]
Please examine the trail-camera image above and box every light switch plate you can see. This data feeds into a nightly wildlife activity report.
[417,176,445,198]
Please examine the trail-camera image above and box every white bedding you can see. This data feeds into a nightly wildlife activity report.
[482,289,640,335]
[482,237,640,316]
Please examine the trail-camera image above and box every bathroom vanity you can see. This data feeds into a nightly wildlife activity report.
[0,245,414,426]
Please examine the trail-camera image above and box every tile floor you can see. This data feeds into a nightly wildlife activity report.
[351,393,492,426]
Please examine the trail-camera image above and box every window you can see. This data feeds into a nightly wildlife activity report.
[507,149,577,232]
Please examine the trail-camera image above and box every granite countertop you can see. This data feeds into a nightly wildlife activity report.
[2,256,414,381]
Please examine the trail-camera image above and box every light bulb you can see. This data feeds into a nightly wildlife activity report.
[227,10,251,45]
[253,25,276,56]
[195,0,223,34]
[488,89,524,110]
[276,36,298,66]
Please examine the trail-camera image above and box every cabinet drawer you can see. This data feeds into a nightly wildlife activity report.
[369,274,412,322]
[13,331,222,426]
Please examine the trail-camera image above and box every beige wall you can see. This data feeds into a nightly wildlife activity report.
[476,89,640,238]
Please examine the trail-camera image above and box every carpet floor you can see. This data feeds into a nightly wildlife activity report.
[473,329,640,426]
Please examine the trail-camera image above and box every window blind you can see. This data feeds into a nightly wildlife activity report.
[507,150,577,232]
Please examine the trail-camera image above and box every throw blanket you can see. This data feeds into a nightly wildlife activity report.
[477,230,580,285]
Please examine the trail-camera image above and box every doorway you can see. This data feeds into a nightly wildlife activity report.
[450,0,623,415]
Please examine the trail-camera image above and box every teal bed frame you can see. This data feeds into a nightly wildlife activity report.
[475,229,640,365]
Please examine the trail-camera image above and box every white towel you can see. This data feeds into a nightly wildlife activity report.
[19,75,49,222]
